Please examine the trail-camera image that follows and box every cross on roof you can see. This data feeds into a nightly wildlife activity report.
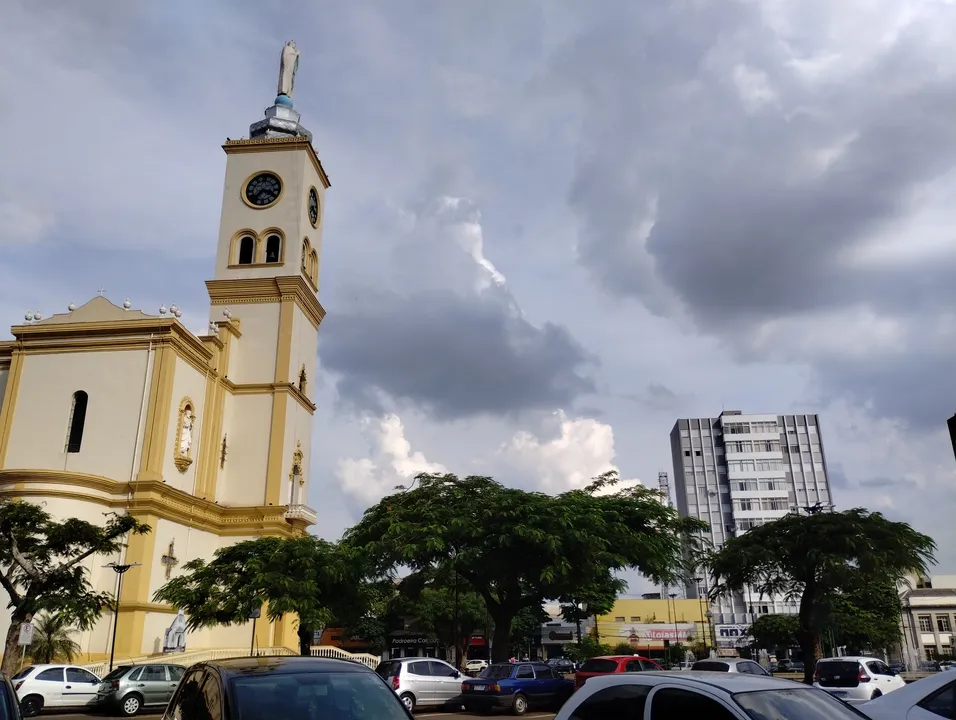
[161,539,179,580]
[97,288,106,296]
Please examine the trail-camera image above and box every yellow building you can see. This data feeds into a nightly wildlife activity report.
[596,598,712,657]
[0,44,326,663]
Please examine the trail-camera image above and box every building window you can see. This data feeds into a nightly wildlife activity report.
[937,616,952,633]
[65,391,89,453]
[237,235,255,264]
[265,234,282,263]
[630,616,641,622]
[614,617,625,622]
[918,615,933,632]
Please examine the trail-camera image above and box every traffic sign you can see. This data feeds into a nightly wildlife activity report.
[18,622,34,646]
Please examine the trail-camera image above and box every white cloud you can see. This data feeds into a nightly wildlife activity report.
[499,410,641,494]
[438,196,507,290]
[335,413,448,506]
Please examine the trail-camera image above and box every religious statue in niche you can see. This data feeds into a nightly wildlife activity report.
[163,609,187,654]
[289,441,304,505]
[298,365,307,394]
[174,398,196,473]
[278,40,299,98]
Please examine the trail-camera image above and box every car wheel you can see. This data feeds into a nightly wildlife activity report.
[20,696,43,718]
[400,693,415,712]
[871,690,882,700]
[511,693,528,716]
[121,694,143,716]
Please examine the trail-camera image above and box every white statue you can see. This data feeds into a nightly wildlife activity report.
[278,40,299,98]
[179,411,193,456]
[163,610,187,653]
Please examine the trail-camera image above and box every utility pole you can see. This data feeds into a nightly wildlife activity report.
[105,562,141,673]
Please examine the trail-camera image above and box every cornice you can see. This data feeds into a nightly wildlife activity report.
[223,136,331,189]
[206,276,326,329]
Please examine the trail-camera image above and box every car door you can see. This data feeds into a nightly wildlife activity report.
[646,686,746,720]
[407,661,434,704]
[27,668,65,708]
[531,666,559,705]
[63,667,99,707]
[162,667,205,720]
[513,665,536,705]
[427,661,460,703]
[164,666,186,704]
[866,661,897,694]
[137,665,170,705]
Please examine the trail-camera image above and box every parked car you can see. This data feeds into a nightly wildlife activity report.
[546,658,575,674]
[1,673,23,720]
[555,671,871,720]
[691,658,771,676]
[465,659,489,675]
[813,657,906,704]
[573,655,662,690]
[161,656,407,720]
[92,663,186,716]
[461,662,573,715]
[12,664,101,717]
[374,657,462,712]
[859,668,956,719]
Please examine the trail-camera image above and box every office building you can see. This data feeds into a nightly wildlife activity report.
[669,411,833,626]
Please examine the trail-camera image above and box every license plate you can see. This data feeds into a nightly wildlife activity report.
[473,685,486,691]
[832,691,847,697]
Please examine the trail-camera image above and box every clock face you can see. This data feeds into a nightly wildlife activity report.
[245,173,282,207]
[308,187,319,227]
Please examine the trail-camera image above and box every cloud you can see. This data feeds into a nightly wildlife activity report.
[498,409,640,494]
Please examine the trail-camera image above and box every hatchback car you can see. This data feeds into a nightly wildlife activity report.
[813,656,906,703]
[573,655,662,690]
[374,657,463,711]
[461,662,573,715]
[547,658,575,674]
[555,671,871,720]
[12,664,101,716]
[691,658,771,676]
[93,663,186,716]
[162,656,408,720]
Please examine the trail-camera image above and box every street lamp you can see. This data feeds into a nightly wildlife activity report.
[576,601,589,644]
[105,562,142,672]
[705,611,714,657]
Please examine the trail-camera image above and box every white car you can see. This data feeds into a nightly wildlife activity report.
[555,671,868,720]
[813,657,906,704]
[12,664,102,716]
[374,657,463,712]
[859,670,956,720]
[465,659,489,673]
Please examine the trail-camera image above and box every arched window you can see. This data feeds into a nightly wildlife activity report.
[309,250,318,284]
[301,239,311,274]
[265,234,282,263]
[66,391,89,453]
[237,235,255,265]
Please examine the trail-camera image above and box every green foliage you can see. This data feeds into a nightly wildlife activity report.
[344,471,706,661]
[509,605,549,656]
[821,573,903,655]
[27,612,81,664]
[559,576,623,628]
[336,578,399,653]
[707,507,935,682]
[564,636,613,662]
[154,535,369,637]
[611,641,633,655]
[0,499,150,675]
[749,614,799,651]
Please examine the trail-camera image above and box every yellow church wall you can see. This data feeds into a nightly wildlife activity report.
[217,393,273,506]
[161,357,210,495]
[3,350,152,479]
[223,303,281,385]
[0,364,9,415]
[290,307,318,401]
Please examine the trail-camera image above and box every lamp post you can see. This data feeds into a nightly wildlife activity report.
[248,606,262,657]
[577,601,589,644]
[705,610,714,658]
[105,562,142,673]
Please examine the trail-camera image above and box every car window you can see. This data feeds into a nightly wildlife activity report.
[408,661,431,676]
[515,664,534,679]
[66,668,98,683]
[640,659,659,671]
[142,666,168,682]
[480,664,514,680]
[428,661,456,678]
[692,661,730,672]
[374,661,403,679]
[129,667,144,681]
[35,668,64,682]
[624,660,643,672]
[102,666,133,682]
[11,668,33,681]
[650,687,737,719]
[580,659,619,674]
[570,684,651,720]
[745,662,768,676]
[533,666,551,679]
[168,666,186,681]
[200,672,222,720]
[169,668,207,720]
[817,661,860,679]
[734,687,870,719]
[918,682,956,718]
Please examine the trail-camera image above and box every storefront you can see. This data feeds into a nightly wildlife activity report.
[388,631,443,660]
[467,634,489,661]
[539,622,577,660]
[714,624,753,652]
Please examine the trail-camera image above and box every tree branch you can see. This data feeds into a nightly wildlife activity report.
[8,533,40,580]
[0,565,22,607]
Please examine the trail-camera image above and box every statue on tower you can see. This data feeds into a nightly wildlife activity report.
[278,41,300,99]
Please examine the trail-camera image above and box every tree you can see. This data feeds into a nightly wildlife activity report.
[27,612,81,664]
[748,613,799,654]
[558,575,623,643]
[154,535,369,654]
[0,499,150,675]
[564,636,612,662]
[344,472,706,662]
[706,507,934,683]
[821,572,903,656]
[509,605,549,658]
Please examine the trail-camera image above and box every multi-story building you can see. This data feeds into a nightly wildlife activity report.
[670,411,834,626]
[594,597,713,663]
[895,574,956,666]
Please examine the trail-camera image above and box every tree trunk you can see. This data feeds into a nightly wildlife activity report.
[298,626,312,656]
[798,587,821,684]
[2,614,28,677]
[486,606,517,663]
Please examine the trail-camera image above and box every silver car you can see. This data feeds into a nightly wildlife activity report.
[375,658,463,712]
[691,658,772,676]
[93,664,185,716]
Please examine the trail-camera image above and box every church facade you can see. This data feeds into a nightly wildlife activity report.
[0,49,327,662]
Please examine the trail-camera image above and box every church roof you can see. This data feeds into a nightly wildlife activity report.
[31,296,155,325]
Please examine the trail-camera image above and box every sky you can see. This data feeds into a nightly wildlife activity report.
[3,0,956,592]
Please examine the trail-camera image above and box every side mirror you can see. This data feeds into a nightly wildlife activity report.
[454,671,461,678]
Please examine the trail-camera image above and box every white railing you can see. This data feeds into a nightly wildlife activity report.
[284,504,318,524]
[309,645,381,669]
[81,646,297,679]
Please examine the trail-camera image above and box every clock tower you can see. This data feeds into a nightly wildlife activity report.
[202,58,329,513]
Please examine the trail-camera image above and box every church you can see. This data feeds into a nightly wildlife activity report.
[0,42,325,662]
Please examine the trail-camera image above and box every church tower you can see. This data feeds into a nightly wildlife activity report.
[203,41,328,514]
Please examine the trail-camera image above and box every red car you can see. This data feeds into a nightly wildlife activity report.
[574,655,662,690]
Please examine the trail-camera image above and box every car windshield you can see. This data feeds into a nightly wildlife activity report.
[692,661,730,672]
[374,661,403,679]
[580,659,619,673]
[817,661,860,679]
[230,671,407,720]
[102,666,133,682]
[480,664,514,680]
[734,688,869,719]
[11,667,33,680]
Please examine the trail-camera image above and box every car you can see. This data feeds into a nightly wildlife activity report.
[11,664,102,716]
[858,668,956,719]
[374,657,463,712]
[1,673,23,720]
[465,659,489,675]
[461,661,573,715]
[92,663,186,716]
[546,658,575,674]
[813,656,906,704]
[161,656,408,720]
[691,658,771,676]
[573,655,662,690]
[554,671,872,720]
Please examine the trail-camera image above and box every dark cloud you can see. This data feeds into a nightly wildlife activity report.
[858,476,914,489]
[320,290,597,420]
